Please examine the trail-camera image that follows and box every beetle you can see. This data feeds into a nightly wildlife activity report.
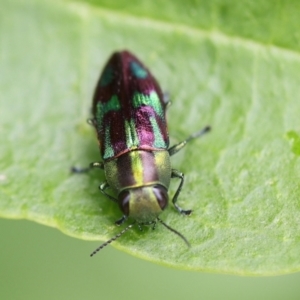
[73,51,210,256]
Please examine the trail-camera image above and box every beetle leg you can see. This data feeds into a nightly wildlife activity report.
[90,162,104,169]
[99,182,118,203]
[171,169,192,215]
[115,215,127,225]
[163,91,171,108]
[168,125,211,156]
[151,222,157,230]
[71,161,104,173]
[87,118,96,127]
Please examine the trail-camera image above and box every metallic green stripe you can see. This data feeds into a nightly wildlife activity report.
[96,95,121,126]
[125,119,139,149]
[96,101,103,126]
[130,61,148,79]
[149,116,166,148]
[99,66,113,86]
[103,95,121,114]
[132,91,164,118]
[103,124,114,159]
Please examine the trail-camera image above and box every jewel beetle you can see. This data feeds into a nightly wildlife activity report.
[73,50,210,256]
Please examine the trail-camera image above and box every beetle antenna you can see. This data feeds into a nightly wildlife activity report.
[90,222,135,257]
[157,218,191,248]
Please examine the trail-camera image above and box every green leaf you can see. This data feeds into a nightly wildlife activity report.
[1,0,300,275]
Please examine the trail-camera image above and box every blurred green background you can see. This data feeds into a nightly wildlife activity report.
[2,0,300,298]
[1,218,300,300]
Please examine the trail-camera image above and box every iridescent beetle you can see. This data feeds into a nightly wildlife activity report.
[73,51,210,256]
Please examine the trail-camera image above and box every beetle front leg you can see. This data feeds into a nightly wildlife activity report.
[99,181,118,203]
[115,215,127,225]
[100,182,127,225]
[171,169,192,215]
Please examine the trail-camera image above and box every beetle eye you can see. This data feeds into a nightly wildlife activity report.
[153,185,168,210]
[118,190,130,216]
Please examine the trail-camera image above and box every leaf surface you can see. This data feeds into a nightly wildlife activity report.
[1,0,300,275]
